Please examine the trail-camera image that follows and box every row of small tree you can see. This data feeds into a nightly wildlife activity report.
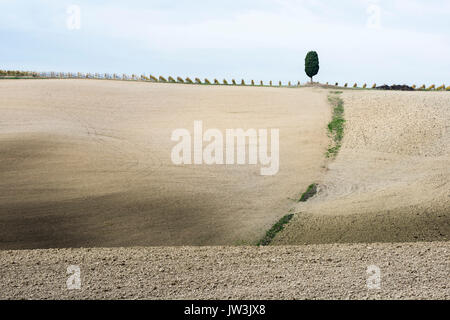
[146,75,302,87]
[1,66,448,90]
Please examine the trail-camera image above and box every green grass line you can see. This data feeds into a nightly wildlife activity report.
[326,92,345,158]
[299,183,317,202]
[257,213,294,246]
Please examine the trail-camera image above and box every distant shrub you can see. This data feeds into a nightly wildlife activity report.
[436,84,445,90]
[195,77,202,84]
[363,83,367,88]
[204,78,211,84]
[446,86,450,91]
[223,79,228,85]
[288,81,291,86]
[260,80,264,86]
[214,79,219,84]
[150,75,158,82]
[168,76,176,83]
[419,84,425,89]
[427,84,435,90]
[412,84,416,89]
[159,76,167,82]
[353,83,357,88]
[241,79,245,85]
[279,81,282,86]
[177,76,184,83]
[344,83,348,87]
[185,77,193,84]
[269,80,272,86]
[251,80,255,85]
[232,79,236,85]
[335,82,338,86]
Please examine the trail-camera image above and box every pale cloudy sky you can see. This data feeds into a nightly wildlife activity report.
[1,0,449,85]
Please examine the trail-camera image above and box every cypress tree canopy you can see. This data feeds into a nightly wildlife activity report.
[305,51,319,82]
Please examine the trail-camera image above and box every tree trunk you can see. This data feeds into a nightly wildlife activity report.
[310,77,313,83]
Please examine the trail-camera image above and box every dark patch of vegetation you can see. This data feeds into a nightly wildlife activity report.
[0,70,38,78]
[257,214,294,246]
[376,84,414,91]
[299,183,317,202]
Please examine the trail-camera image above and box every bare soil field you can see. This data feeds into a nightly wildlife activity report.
[0,242,448,299]
[1,80,448,300]
[274,90,450,244]
[0,79,330,248]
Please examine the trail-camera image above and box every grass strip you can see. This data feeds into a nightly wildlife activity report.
[326,92,345,157]
[257,213,294,246]
[299,183,317,202]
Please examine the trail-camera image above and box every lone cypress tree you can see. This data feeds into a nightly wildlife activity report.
[305,51,319,83]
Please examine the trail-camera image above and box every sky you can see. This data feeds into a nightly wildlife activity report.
[1,0,449,85]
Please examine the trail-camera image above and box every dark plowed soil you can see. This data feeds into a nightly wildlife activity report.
[1,242,448,299]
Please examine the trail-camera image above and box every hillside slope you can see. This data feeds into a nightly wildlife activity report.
[0,80,330,248]
[274,90,450,244]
